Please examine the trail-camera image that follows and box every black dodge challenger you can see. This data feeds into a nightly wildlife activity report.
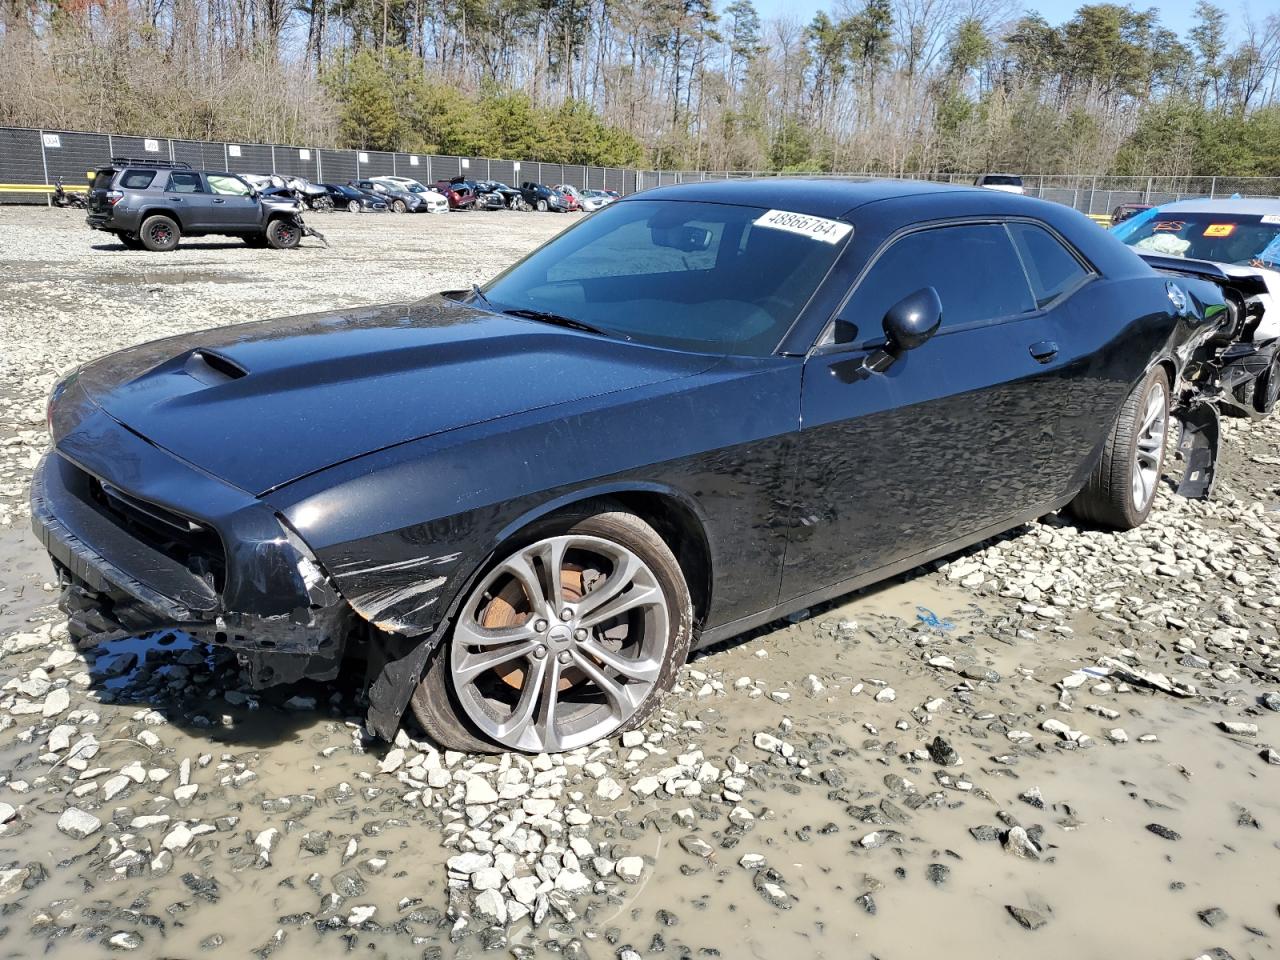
[34,179,1228,753]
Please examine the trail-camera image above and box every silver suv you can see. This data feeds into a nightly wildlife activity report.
[86,158,306,251]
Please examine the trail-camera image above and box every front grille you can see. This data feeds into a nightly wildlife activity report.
[87,475,227,592]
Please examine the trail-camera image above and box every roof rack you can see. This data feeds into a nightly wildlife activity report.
[110,157,192,169]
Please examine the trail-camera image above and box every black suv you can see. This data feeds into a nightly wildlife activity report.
[87,158,306,251]
[520,182,569,212]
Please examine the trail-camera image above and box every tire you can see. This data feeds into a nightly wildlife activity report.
[1253,353,1280,415]
[536,199,548,212]
[411,507,693,753]
[265,218,300,250]
[391,199,407,214]
[347,200,359,213]
[139,214,180,252]
[1068,366,1170,530]
[119,233,144,250]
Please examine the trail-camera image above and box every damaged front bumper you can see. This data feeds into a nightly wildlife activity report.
[32,381,357,686]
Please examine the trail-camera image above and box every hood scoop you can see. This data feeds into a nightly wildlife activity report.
[184,349,247,385]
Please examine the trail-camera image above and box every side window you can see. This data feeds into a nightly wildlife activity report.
[165,171,205,194]
[119,170,156,189]
[207,174,250,196]
[1006,222,1090,308]
[843,224,1035,337]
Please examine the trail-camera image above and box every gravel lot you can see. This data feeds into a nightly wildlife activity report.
[1,205,1279,959]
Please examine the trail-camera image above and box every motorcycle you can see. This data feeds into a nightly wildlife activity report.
[51,177,87,209]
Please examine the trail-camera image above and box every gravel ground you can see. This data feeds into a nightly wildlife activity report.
[1,205,1279,959]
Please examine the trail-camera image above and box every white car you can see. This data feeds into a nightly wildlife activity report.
[578,191,609,213]
[1114,196,1280,415]
[371,176,448,213]
[974,174,1025,195]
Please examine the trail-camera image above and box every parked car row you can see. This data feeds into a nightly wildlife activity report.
[83,158,617,251]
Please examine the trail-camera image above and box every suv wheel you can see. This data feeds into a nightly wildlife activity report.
[265,218,301,250]
[139,215,180,252]
[411,507,693,753]
[536,199,548,212]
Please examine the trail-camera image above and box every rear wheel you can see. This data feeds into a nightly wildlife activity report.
[265,218,300,249]
[1068,366,1170,529]
[411,508,692,753]
[139,214,180,252]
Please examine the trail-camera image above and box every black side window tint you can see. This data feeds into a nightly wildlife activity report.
[120,170,155,189]
[166,172,204,194]
[848,224,1034,334]
[1007,222,1089,308]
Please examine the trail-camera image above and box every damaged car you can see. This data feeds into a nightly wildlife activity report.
[1113,198,1280,496]
[34,179,1232,753]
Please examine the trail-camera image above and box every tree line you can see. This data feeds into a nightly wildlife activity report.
[1,0,1277,176]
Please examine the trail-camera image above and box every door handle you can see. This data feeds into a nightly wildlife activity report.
[212,198,225,203]
[1029,340,1059,363]
[166,197,183,202]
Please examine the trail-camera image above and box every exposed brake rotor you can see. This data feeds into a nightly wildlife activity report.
[483,565,586,692]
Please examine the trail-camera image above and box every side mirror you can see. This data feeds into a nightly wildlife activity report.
[883,287,942,351]
[863,287,942,374]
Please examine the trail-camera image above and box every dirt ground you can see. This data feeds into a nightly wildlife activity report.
[0,205,1278,960]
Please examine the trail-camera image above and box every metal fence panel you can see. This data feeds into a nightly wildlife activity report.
[109,134,168,161]
[318,149,356,184]
[488,159,516,186]
[229,143,273,175]
[433,156,461,182]
[172,139,228,170]
[604,168,626,195]
[393,153,428,182]
[0,128,46,201]
[44,131,112,187]
[358,150,395,178]
[272,145,320,181]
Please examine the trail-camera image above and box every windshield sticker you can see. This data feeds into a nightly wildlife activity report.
[1203,223,1235,237]
[1152,220,1185,232]
[1262,215,1280,225]
[754,209,852,244]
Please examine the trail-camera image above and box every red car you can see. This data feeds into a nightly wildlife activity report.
[434,180,477,211]
[552,185,581,212]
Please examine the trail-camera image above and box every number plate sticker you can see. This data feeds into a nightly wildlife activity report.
[755,209,852,244]
[1203,223,1235,237]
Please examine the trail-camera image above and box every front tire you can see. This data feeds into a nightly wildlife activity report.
[411,508,692,753]
[536,199,548,212]
[265,218,301,249]
[1068,366,1170,529]
[391,199,407,214]
[347,200,360,213]
[139,214,180,251]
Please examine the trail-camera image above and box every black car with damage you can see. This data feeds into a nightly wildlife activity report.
[34,179,1234,753]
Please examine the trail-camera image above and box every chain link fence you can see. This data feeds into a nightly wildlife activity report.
[0,126,639,203]
[5,125,1279,215]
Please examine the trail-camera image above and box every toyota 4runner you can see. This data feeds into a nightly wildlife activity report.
[87,158,308,251]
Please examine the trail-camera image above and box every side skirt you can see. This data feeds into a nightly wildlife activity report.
[694,493,1076,650]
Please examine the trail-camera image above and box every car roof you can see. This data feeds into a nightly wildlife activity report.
[1151,196,1280,215]
[629,177,992,219]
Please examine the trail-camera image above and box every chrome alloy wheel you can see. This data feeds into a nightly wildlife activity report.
[1132,379,1168,512]
[450,535,669,753]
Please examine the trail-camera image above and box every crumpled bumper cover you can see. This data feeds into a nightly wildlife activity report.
[32,378,355,672]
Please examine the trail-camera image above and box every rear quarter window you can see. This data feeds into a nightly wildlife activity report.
[119,170,155,189]
[1006,222,1090,308]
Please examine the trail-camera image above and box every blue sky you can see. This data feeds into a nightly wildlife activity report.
[749,0,1253,40]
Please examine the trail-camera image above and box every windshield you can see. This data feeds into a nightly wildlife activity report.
[1116,210,1280,268]
[481,199,850,356]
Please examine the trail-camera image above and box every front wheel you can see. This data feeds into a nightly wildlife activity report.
[411,508,692,753]
[265,218,301,249]
[347,200,359,213]
[1068,366,1170,529]
[536,199,548,212]
[391,199,407,214]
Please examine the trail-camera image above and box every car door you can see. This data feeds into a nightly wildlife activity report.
[163,171,214,229]
[780,220,1071,600]
[205,173,261,231]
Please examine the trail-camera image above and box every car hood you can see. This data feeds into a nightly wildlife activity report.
[73,296,716,496]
